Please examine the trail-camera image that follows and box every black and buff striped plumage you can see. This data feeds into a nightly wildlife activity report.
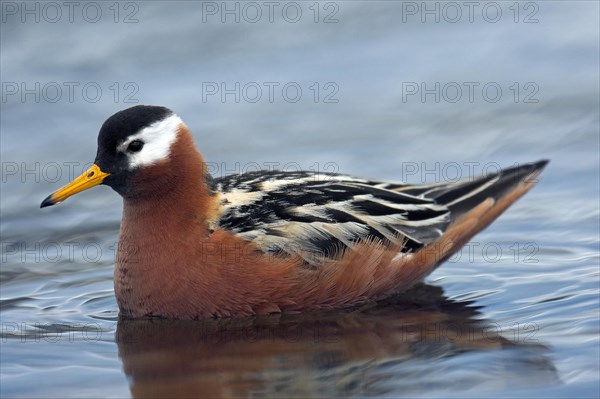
[210,162,546,265]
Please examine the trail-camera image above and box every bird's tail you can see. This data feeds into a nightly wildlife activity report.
[388,160,549,286]
[397,160,549,223]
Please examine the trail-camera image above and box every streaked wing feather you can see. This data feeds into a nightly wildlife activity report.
[211,171,451,263]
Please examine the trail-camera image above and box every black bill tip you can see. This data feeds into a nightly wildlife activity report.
[40,194,56,208]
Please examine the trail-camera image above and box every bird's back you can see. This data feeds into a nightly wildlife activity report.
[209,161,547,267]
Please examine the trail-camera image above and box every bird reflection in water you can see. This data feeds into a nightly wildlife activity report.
[116,284,558,398]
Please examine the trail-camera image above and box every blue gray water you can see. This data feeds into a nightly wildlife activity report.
[1,1,599,398]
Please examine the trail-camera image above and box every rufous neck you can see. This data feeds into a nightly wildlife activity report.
[121,127,216,235]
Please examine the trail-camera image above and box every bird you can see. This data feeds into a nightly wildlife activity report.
[41,105,548,319]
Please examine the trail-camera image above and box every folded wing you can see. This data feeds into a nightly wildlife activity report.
[212,171,450,263]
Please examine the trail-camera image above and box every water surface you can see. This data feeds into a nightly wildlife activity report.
[1,1,599,398]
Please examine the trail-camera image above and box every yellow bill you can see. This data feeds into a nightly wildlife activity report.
[41,164,110,208]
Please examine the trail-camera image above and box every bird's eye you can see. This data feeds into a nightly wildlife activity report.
[127,140,144,153]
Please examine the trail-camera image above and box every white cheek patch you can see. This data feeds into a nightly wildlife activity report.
[118,114,183,169]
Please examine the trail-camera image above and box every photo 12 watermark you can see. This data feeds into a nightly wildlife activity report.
[1,322,106,343]
[396,320,540,344]
[1,1,140,24]
[199,1,340,24]
[1,240,127,265]
[401,82,540,104]
[396,161,543,184]
[205,161,341,179]
[1,81,140,104]
[3,161,102,184]
[444,241,540,264]
[201,81,340,104]
[400,1,539,24]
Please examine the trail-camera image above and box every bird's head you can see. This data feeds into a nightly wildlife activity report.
[41,105,194,207]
